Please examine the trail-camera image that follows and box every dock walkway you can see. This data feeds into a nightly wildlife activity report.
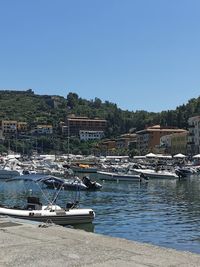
[0,217,200,267]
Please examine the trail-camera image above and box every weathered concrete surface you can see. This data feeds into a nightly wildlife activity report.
[0,217,200,267]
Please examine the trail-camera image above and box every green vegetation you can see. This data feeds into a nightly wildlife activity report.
[0,89,200,155]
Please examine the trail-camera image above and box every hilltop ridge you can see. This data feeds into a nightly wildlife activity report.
[0,89,200,136]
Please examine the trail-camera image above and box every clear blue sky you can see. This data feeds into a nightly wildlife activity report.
[0,0,200,112]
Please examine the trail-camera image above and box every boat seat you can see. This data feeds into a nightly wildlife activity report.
[27,196,42,210]
[66,201,79,209]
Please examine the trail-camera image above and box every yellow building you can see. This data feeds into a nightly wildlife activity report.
[136,125,187,154]
[17,122,28,132]
[171,131,188,155]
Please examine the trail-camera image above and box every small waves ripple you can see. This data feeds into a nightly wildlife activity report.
[82,178,200,253]
[1,176,200,253]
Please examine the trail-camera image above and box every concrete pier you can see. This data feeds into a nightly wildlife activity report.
[0,217,200,267]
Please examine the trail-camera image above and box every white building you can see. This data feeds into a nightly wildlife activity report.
[188,116,200,154]
[160,134,172,149]
[36,125,53,135]
[79,130,104,141]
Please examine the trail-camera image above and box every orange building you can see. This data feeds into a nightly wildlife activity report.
[67,115,107,137]
[97,139,116,155]
[136,125,187,154]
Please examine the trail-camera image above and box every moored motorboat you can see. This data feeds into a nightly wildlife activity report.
[0,175,95,225]
[70,164,98,173]
[97,170,141,181]
[82,175,102,190]
[0,202,95,225]
[43,175,102,191]
[131,168,178,179]
[175,167,196,179]
[43,176,88,191]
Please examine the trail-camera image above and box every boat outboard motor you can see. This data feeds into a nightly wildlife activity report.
[139,173,149,183]
[82,176,93,188]
[82,176,102,190]
[175,169,187,179]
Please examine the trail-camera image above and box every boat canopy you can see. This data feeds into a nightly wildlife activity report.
[5,174,64,183]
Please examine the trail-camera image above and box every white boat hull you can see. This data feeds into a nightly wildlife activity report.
[97,171,141,181]
[0,206,95,225]
[132,169,178,179]
[71,166,97,173]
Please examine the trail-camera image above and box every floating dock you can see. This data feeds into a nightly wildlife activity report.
[0,216,200,266]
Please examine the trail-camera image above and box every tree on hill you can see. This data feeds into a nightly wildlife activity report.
[0,90,200,154]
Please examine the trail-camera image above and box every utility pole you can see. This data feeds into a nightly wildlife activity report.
[15,134,17,153]
[8,139,10,153]
[22,140,25,155]
[35,137,38,154]
[67,118,70,161]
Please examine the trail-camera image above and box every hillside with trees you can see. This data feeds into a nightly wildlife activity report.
[0,89,200,155]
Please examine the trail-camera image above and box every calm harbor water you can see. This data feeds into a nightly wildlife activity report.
[1,174,200,254]
[76,173,200,254]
